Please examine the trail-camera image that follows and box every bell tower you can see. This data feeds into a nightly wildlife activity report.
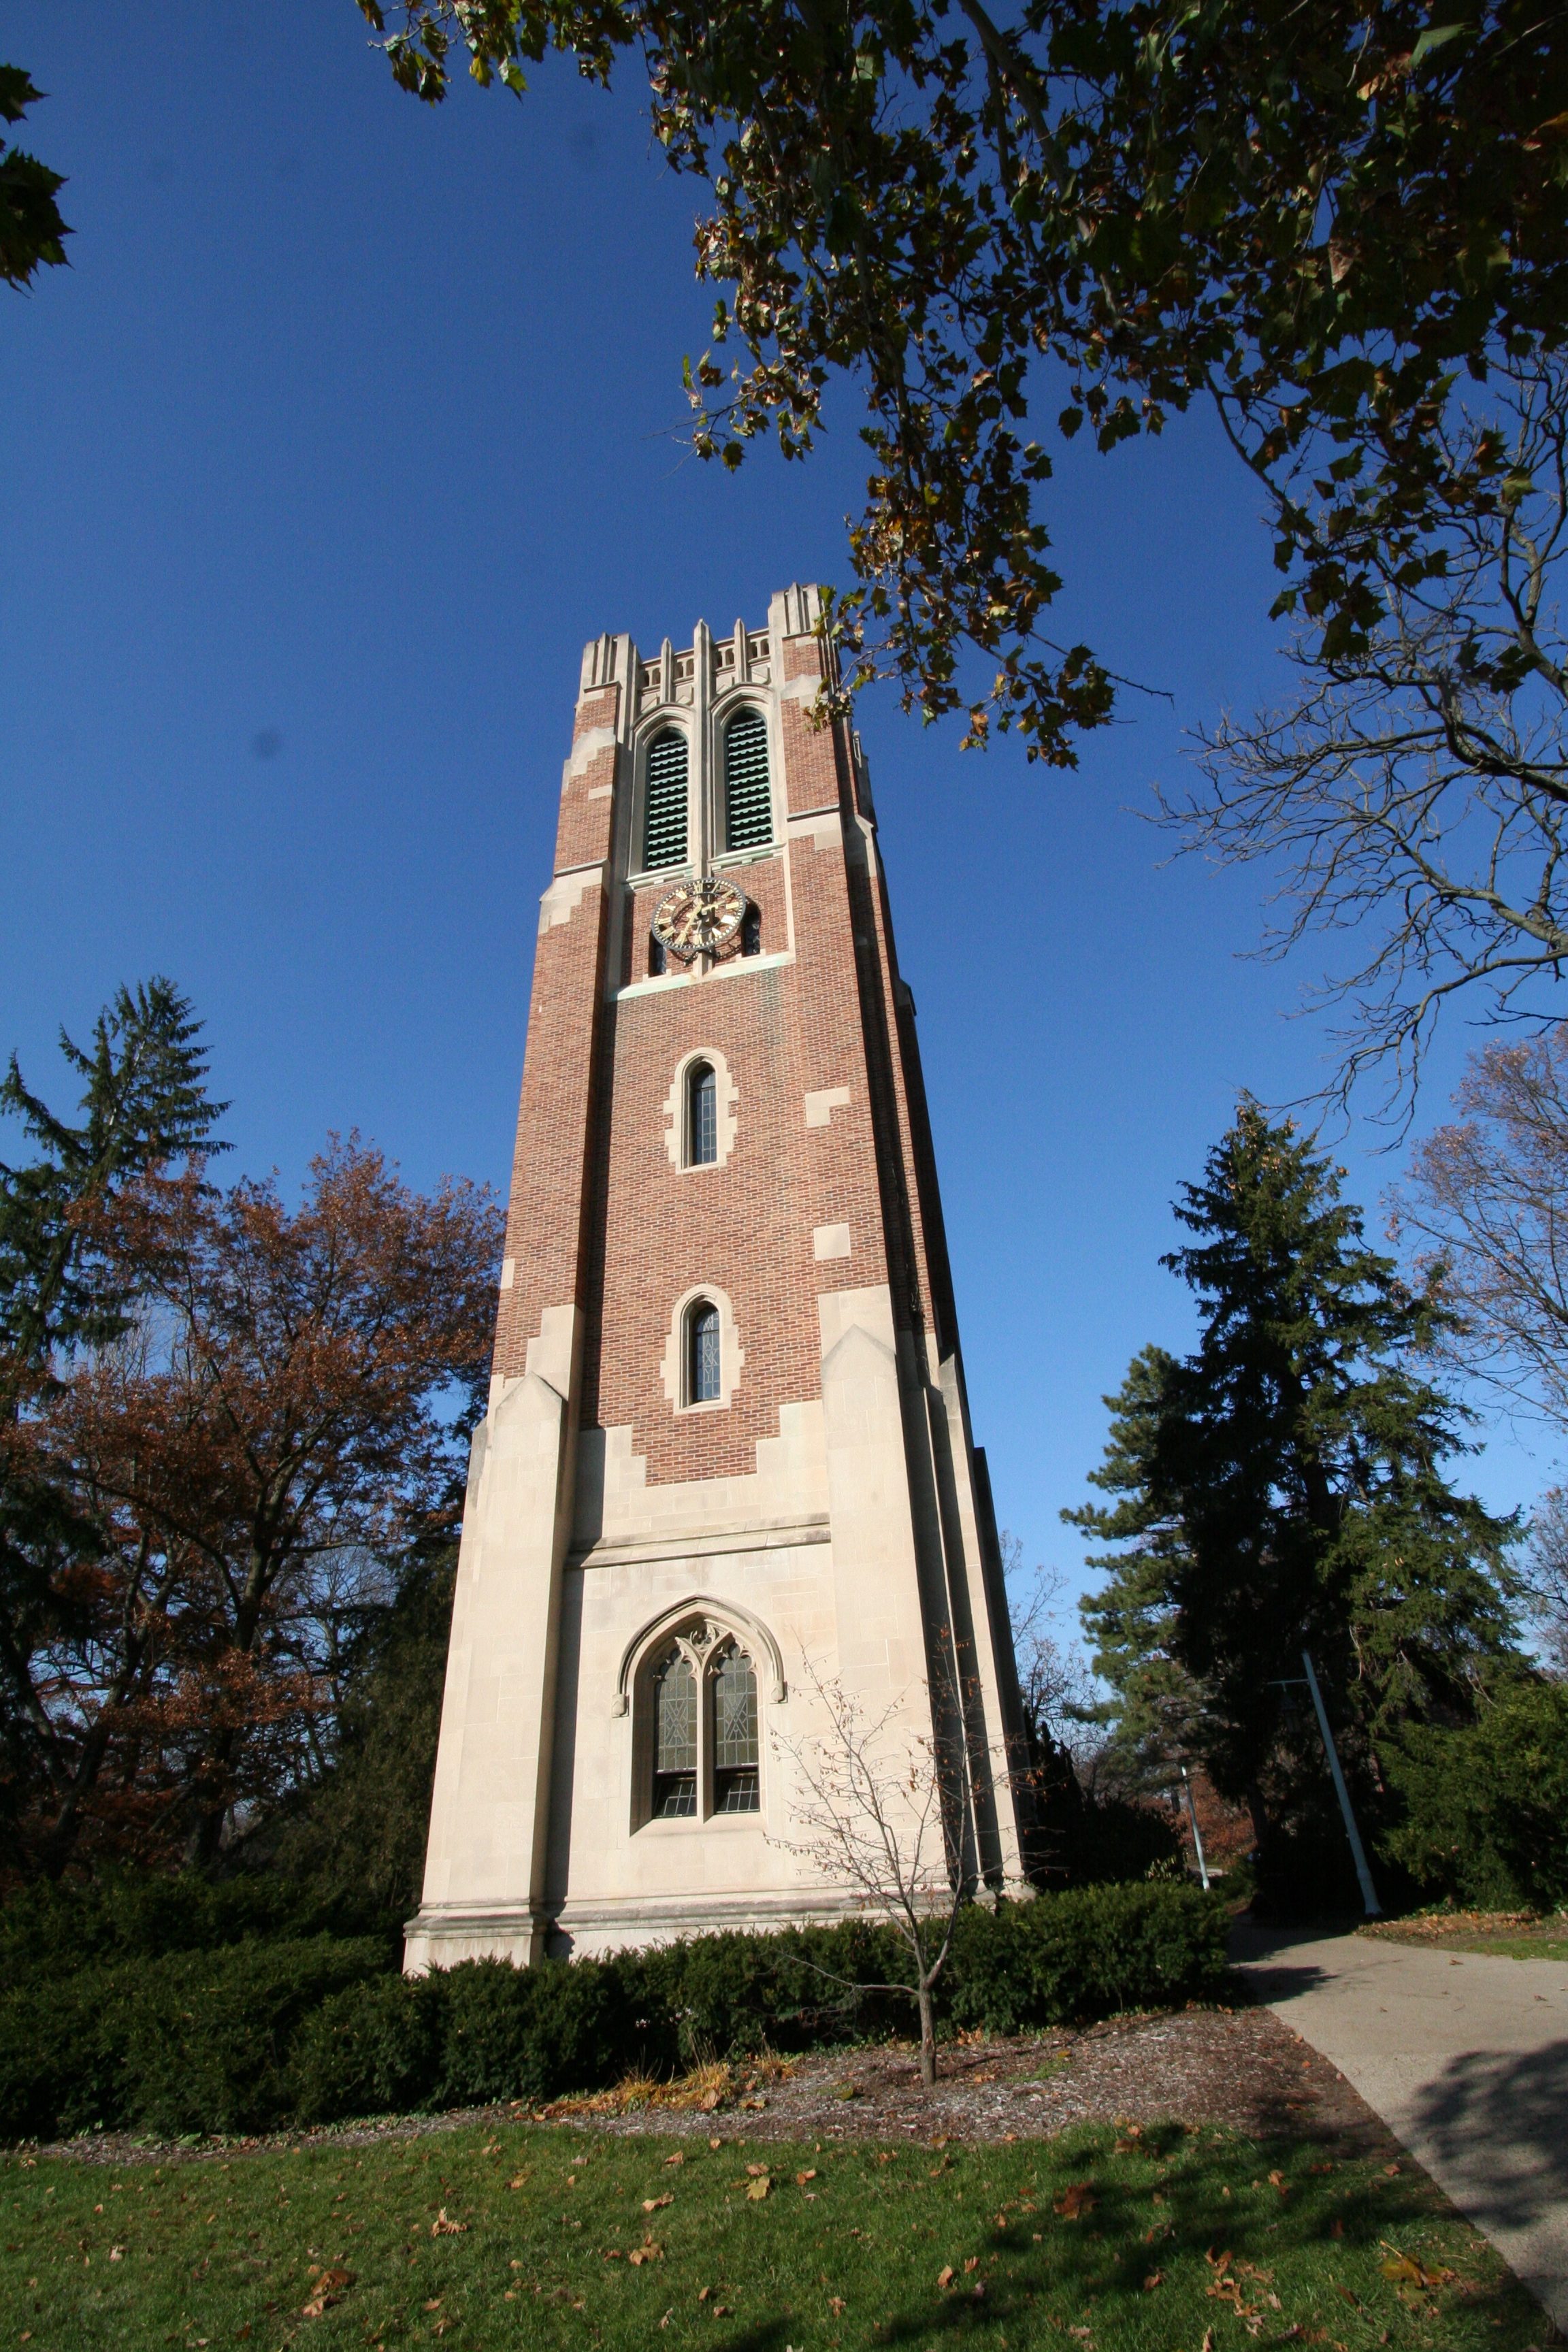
[405,585,1030,1967]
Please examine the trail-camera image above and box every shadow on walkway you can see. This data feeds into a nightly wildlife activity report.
[1410,2038,1568,2232]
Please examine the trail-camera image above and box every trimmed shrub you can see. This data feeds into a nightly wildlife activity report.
[945,1882,1230,2035]
[0,1880,1230,2138]
[645,1919,913,2061]
[289,1970,444,2125]
[0,1933,390,2141]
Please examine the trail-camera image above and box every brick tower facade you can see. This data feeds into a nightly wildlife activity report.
[405,585,1030,1968]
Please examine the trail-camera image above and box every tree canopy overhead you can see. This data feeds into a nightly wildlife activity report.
[357,0,1568,760]
[0,67,69,291]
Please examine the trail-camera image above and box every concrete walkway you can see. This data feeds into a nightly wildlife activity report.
[1234,1923,1568,2331]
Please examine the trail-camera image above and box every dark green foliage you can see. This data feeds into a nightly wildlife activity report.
[1027,1744,1185,1886]
[285,1882,1226,2128]
[1384,1680,1568,1911]
[0,1934,390,2140]
[263,1545,457,1931]
[0,977,225,1367]
[289,1970,446,2123]
[1074,1100,1523,1913]
[0,66,69,291]
[0,979,226,1878]
[0,1867,380,1984]
[0,1882,1227,2138]
[945,1883,1230,2038]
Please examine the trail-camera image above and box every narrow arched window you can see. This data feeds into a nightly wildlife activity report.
[711,1644,760,1812]
[723,710,771,851]
[740,904,761,958]
[687,1060,717,1166]
[688,1299,721,1403]
[651,1648,697,1818]
[643,729,689,870]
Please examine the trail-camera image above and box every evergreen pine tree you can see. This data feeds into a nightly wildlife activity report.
[1072,1100,1521,1903]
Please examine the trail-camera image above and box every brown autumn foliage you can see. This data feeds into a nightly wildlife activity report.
[8,1135,502,1877]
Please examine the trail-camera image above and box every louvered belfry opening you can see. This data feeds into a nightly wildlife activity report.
[643,728,689,870]
[723,710,771,851]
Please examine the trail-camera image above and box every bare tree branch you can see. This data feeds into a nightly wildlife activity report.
[1160,345,1568,1129]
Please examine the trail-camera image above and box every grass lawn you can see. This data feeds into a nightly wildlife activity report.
[0,2118,1549,2352]
[1362,1916,1568,1965]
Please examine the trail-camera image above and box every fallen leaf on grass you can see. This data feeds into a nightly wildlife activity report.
[1269,2170,1290,2199]
[745,2163,769,2177]
[431,2208,467,2236]
[938,2267,956,2289]
[746,2177,771,2202]
[964,2257,979,2275]
[425,2299,442,2311]
[1337,2285,1362,2309]
[1381,2252,1455,2290]
[666,2154,685,2168]
[630,2242,664,2266]
[300,2266,354,2319]
[1143,2273,1165,2291]
[109,2247,123,2262]
[1054,2183,1095,2220]
[796,2170,817,2187]
[828,2298,846,2316]
[644,2195,674,2212]
[508,2170,534,2189]
[708,2137,722,2151]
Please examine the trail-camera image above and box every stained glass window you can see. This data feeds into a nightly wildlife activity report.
[723,711,771,851]
[689,1301,721,1403]
[689,1062,717,1164]
[712,1645,759,1813]
[651,1648,696,1818]
[643,730,689,870]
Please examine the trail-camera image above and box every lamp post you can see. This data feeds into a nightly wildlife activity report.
[1299,1650,1382,1918]
[1179,1764,1211,1892]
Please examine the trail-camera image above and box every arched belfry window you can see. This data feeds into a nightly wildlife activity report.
[723,710,771,851]
[687,1060,717,1166]
[688,1299,721,1404]
[710,1643,760,1812]
[643,729,689,871]
[651,1647,698,1818]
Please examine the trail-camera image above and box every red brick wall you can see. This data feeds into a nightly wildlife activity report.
[493,617,964,1485]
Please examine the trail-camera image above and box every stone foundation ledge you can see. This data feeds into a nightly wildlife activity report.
[403,1888,866,1972]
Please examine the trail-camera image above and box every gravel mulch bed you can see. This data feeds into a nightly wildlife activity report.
[15,1997,1390,2169]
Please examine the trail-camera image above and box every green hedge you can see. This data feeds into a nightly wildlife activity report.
[0,1882,1229,2141]
[0,1934,391,2141]
[289,1884,1226,2125]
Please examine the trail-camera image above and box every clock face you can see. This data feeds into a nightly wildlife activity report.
[652,875,748,962]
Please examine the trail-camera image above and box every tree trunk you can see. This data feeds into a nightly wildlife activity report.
[917,1983,936,2089]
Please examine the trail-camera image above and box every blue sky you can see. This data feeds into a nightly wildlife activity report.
[2,3,1551,1647]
